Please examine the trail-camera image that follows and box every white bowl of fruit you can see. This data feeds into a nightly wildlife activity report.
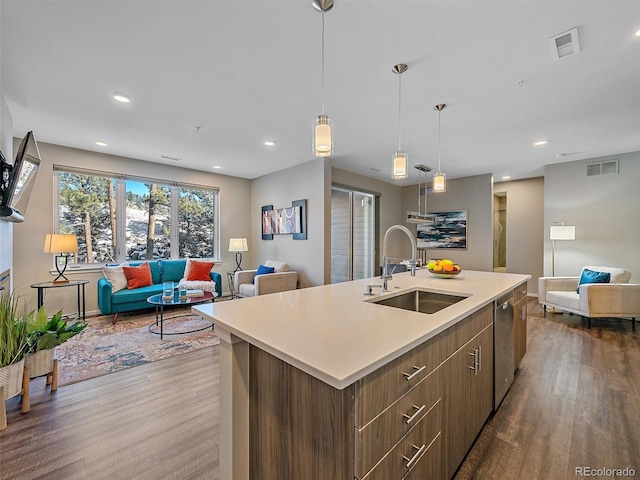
[426,259,462,278]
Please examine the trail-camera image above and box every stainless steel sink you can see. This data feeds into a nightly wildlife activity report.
[369,289,466,314]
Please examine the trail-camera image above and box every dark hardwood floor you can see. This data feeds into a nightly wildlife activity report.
[1,300,638,480]
[455,301,640,480]
[0,347,220,480]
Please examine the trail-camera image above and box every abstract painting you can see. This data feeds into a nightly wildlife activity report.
[417,210,468,249]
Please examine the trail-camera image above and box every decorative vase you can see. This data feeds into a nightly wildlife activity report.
[25,348,56,379]
[0,358,29,430]
[0,358,25,400]
[25,348,58,392]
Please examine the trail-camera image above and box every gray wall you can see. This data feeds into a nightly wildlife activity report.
[251,158,331,288]
[0,93,13,284]
[494,177,544,294]
[544,152,640,281]
[12,141,251,315]
[403,174,494,271]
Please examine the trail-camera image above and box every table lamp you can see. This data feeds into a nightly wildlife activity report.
[549,223,575,276]
[44,233,78,283]
[229,238,248,272]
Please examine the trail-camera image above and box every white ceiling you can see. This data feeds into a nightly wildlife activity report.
[2,0,639,186]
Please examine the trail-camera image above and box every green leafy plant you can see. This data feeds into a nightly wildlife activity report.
[28,308,86,352]
[0,293,31,367]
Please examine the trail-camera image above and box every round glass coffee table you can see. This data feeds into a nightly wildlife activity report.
[147,291,217,339]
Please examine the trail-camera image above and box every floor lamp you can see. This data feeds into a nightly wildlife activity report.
[549,224,575,276]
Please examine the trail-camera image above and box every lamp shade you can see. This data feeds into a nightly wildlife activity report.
[392,150,408,179]
[549,225,575,240]
[313,115,333,157]
[228,238,248,253]
[44,234,78,254]
[433,171,446,193]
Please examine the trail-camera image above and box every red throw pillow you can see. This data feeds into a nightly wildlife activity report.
[187,261,215,281]
[122,262,153,289]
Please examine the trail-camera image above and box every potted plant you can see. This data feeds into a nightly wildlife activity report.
[25,307,86,389]
[0,293,31,430]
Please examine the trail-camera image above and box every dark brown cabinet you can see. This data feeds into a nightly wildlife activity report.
[441,315,493,480]
[514,285,528,370]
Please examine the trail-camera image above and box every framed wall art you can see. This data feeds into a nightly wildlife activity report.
[261,199,307,240]
[417,210,467,249]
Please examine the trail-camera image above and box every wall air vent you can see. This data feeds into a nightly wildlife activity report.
[160,155,182,162]
[549,27,580,61]
[586,159,618,177]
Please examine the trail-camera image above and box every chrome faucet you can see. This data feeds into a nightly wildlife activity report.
[381,224,417,291]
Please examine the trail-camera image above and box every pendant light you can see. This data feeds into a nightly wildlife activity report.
[312,0,334,157]
[392,63,408,179]
[433,103,447,192]
[406,164,436,224]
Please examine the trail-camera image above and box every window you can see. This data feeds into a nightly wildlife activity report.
[55,166,219,264]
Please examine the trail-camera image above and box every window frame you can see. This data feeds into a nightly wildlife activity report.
[53,165,220,271]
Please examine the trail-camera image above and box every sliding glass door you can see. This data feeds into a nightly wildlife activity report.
[331,187,375,283]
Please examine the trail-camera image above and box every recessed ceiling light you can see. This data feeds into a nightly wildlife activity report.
[264,140,276,146]
[95,141,108,147]
[113,93,130,103]
[534,140,548,146]
[635,29,640,37]
[212,165,222,169]
[502,176,511,180]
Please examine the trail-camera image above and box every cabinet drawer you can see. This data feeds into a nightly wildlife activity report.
[440,304,492,360]
[355,334,440,427]
[361,400,441,480]
[514,284,528,304]
[355,368,440,478]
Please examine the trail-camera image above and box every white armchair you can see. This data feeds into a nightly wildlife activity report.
[234,260,298,298]
[538,265,640,330]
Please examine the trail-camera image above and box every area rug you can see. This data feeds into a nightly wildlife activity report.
[55,307,219,386]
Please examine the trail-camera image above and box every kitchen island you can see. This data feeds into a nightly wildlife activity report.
[194,269,530,480]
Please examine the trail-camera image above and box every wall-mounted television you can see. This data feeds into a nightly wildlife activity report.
[0,131,41,223]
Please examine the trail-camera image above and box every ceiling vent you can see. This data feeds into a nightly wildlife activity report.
[549,27,580,61]
[586,159,618,177]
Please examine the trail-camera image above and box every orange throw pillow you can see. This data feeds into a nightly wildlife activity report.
[122,262,153,289]
[187,261,215,281]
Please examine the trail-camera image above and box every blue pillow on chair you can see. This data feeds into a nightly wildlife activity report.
[577,269,610,293]
[253,265,275,284]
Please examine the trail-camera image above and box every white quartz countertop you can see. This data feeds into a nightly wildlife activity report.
[193,270,530,390]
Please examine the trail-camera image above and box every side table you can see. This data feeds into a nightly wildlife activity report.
[30,280,89,320]
[227,271,237,299]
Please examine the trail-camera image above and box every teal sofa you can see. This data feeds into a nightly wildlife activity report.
[97,259,222,323]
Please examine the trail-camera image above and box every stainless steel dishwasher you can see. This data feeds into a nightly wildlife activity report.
[494,291,515,409]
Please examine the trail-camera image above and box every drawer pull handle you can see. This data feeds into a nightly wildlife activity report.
[403,365,426,381]
[403,443,427,469]
[469,349,479,375]
[403,404,426,424]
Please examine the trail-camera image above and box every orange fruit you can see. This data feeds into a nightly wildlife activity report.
[443,264,454,272]
[433,265,443,272]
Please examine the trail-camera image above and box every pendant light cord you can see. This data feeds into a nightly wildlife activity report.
[437,109,442,171]
[321,11,326,115]
[398,73,402,150]
[417,165,421,212]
